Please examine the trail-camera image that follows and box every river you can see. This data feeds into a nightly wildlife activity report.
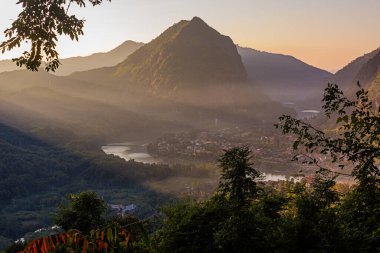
[101,143,302,182]
[101,142,161,164]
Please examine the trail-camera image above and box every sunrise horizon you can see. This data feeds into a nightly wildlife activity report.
[1,0,379,73]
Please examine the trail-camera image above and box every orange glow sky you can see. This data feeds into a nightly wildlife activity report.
[0,0,379,73]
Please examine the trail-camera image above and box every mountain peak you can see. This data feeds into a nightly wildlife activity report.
[190,16,203,22]
[114,18,247,93]
[177,17,223,42]
[188,16,208,26]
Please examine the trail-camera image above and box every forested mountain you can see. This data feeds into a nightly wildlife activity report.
[238,46,332,106]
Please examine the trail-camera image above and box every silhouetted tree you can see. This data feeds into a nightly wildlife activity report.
[217,146,261,206]
[276,83,380,251]
[0,0,111,72]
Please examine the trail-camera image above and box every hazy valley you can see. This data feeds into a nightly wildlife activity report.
[1,15,380,251]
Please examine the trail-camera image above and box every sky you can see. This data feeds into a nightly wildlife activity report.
[0,0,379,73]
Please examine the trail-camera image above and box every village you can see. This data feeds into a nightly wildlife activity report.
[146,127,312,176]
[147,127,351,180]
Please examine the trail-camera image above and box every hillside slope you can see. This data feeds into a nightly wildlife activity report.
[354,50,380,88]
[238,46,332,106]
[331,48,380,91]
[0,70,187,143]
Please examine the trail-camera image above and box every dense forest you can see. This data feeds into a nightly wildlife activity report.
[0,122,216,248]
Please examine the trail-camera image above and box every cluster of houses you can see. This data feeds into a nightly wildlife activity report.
[147,130,243,160]
[148,128,295,164]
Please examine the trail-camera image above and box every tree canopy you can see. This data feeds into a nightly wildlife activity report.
[0,0,111,72]
[54,191,107,234]
[217,146,261,205]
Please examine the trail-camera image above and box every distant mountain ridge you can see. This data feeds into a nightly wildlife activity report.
[0,17,318,138]
[68,17,289,119]
[69,32,334,107]
[15,17,290,129]
[0,40,144,76]
[0,60,24,73]
[238,46,332,106]
[55,40,144,76]
[7,20,380,111]
[2,18,338,109]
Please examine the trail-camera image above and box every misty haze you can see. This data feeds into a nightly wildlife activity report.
[0,1,379,252]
